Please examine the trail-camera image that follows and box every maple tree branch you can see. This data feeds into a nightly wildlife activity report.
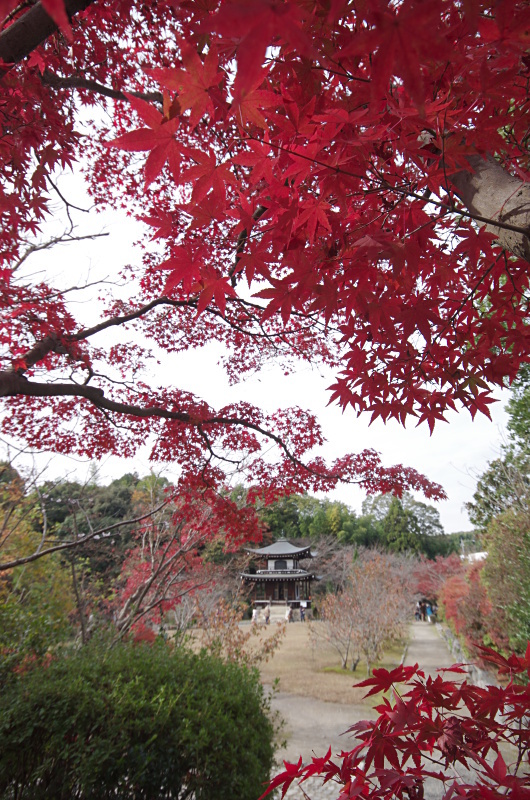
[0,369,370,488]
[231,204,267,284]
[5,289,336,416]
[115,576,211,642]
[0,0,95,68]
[13,231,109,271]
[113,521,213,638]
[73,296,269,345]
[389,182,530,240]
[13,333,65,370]
[40,69,163,105]
[115,556,186,632]
[266,55,370,84]
[47,175,91,216]
[368,168,530,240]
[72,298,192,341]
[47,274,120,300]
[73,296,269,341]
[248,135,530,246]
[0,372,188,421]
[0,491,178,571]
[196,424,244,468]
[74,293,335,348]
[0,371,289,452]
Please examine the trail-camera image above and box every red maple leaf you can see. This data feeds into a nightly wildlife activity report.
[106,112,180,188]
[206,0,314,97]
[182,147,235,205]
[146,45,223,128]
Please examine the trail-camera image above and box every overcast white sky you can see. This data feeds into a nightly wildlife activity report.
[9,175,511,535]
[158,344,510,534]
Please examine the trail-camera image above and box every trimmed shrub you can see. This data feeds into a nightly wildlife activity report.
[0,640,275,799]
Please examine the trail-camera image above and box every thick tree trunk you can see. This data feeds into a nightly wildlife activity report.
[450,155,530,263]
[0,0,94,66]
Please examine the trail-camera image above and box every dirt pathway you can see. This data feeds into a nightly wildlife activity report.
[403,619,456,676]
[266,622,458,800]
[270,691,369,765]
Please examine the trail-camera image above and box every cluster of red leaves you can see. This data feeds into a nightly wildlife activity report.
[95,0,530,429]
[412,554,466,603]
[266,649,530,800]
[113,479,264,637]
[0,65,77,271]
[0,0,528,506]
[440,561,509,660]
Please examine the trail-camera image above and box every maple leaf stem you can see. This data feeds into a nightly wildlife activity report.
[266,55,370,84]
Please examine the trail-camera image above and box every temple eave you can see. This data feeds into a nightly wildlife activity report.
[241,572,314,582]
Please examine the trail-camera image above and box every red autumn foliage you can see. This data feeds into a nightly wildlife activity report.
[441,561,502,659]
[440,571,472,636]
[266,648,530,800]
[413,554,465,602]
[0,0,528,517]
[110,480,264,639]
[1,4,529,793]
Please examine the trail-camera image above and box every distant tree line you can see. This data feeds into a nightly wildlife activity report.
[257,490,461,558]
[449,365,530,658]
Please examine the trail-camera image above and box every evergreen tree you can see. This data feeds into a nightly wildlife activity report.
[382,497,421,553]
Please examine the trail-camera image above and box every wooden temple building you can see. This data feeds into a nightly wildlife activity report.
[240,538,317,610]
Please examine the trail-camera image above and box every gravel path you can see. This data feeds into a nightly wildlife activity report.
[271,622,457,800]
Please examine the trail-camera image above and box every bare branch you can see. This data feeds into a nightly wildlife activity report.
[41,69,163,106]
[0,492,178,571]
[13,231,109,271]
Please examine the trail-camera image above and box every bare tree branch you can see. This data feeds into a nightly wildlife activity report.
[0,491,178,571]
[13,231,109,271]
[41,69,163,106]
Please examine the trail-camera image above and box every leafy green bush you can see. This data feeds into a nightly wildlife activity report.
[0,640,275,799]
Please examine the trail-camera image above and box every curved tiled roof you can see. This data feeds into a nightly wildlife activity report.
[245,538,313,558]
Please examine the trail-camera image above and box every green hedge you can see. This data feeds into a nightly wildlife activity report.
[0,641,275,799]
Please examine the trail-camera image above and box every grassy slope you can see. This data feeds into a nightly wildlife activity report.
[258,621,406,704]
